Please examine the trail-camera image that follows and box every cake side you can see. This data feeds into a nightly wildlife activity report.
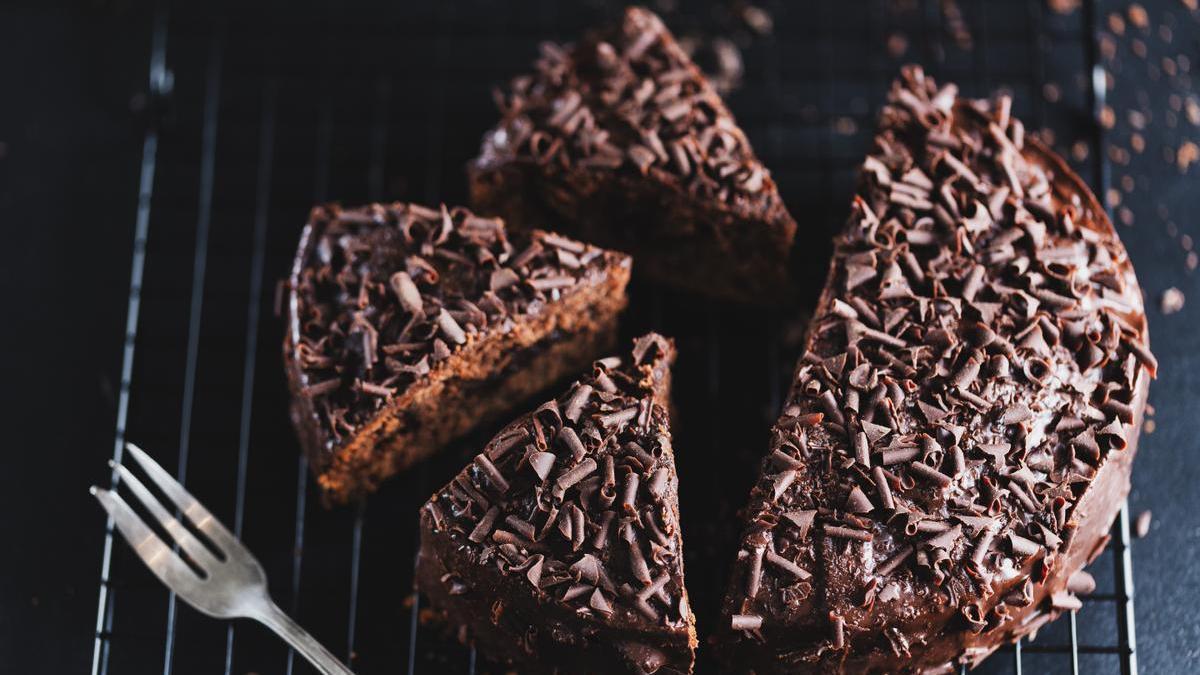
[468,6,797,304]
[717,67,1153,673]
[417,334,697,674]
[283,203,631,503]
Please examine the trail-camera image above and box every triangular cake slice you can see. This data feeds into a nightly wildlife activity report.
[284,202,631,504]
[418,333,696,673]
[718,67,1154,673]
[469,6,797,304]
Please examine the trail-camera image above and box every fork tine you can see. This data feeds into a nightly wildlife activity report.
[91,487,201,590]
[110,461,222,570]
[124,442,239,551]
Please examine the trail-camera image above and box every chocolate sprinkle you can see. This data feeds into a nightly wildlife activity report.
[731,614,763,631]
[764,550,812,580]
[825,525,874,542]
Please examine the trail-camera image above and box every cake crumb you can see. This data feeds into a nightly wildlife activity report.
[1160,287,1185,314]
[1109,12,1126,35]
[1047,0,1080,14]
[1135,510,1152,539]
[1143,418,1156,434]
[1177,141,1199,172]
[740,5,774,35]
[1127,4,1149,29]
[1100,105,1116,129]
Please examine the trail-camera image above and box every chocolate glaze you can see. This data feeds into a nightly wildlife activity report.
[418,334,697,673]
[717,67,1152,673]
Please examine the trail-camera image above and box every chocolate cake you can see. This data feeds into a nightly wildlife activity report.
[417,333,696,674]
[284,202,631,504]
[468,6,797,305]
[717,67,1155,673]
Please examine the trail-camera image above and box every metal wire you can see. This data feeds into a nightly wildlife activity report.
[91,9,168,675]
[93,1,1139,673]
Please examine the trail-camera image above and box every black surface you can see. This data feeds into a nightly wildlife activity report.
[2,1,1197,674]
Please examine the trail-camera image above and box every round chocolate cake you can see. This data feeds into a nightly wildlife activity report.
[716,66,1153,673]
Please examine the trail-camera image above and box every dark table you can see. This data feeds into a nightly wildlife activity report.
[2,1,1197,673]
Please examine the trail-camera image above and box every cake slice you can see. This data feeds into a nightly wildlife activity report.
[284,202,631,504]
[417,333,696,674]
[469,6,797,304]
[717,67,1154,673]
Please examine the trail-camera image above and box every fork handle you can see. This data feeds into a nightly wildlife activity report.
[253,600,355,675]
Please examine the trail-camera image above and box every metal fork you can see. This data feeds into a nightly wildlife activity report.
[91,443,354,675]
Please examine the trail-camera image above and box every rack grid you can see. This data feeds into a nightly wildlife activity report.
[91,1,1137,673]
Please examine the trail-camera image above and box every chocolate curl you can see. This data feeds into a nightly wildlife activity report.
[731,614,762,631]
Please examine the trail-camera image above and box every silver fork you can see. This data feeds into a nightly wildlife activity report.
[91,442,354,675]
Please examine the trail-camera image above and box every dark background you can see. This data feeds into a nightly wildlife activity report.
[2,1,1197,673]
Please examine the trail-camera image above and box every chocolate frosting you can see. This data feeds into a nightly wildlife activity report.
[718,66,1153,673]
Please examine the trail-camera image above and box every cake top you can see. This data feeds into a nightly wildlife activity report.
[725,66,1153,649]
[423,333,690,634]
[476,6,782,214]
[287,202,626,451]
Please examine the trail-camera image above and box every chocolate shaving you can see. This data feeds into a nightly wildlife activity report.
[731,614,763,631]
[556,458,597,490]
[845,486,874,513]
[783,510,817,539]
[765,550,812,580]
[825,525,873,542]
[910,461,953,487]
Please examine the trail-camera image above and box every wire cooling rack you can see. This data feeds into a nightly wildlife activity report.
[91,1,1137,673]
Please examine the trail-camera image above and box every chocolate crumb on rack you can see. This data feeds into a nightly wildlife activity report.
[717,66,1153,673]
[284,202,631,504]
[469,6,797,305]
[417,334,696,674]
